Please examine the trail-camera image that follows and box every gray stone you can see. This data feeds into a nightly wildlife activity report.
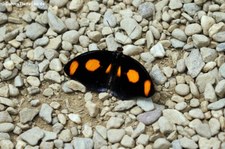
[150,64,167,85]
[68,114,81,124]
[216,42,225,52]
[158,117,175,134]
[59,129,72,142]
[120,18,142,40]
[212,12,225,22]
[204,83,217,102]
[44,70,61,83]
[179,137,198,149]
[21,62,39,76]
[87,31,102,42]
[201,15,215,35]
[25,23,47,40]
[137,104,164,125]
[54,139,63,148]
[215,80,225,97]
[19,108,39,123]
[103,9,117,27]
[212,31,225,42]
[132,122,145,138]
[72,137,93,149]
[62,80,86,93]
[138,2,155,18]
[183,3,200,16]
[0,97,15,107]
[176,59,186,73]
[171,29,187,42]
[175,84,190,96]
[50,0,68,7]
[40,141,54,149]
[137,98,154,112]
[189,108,204,119]
[153,138,171,149]
[199,137,221,149]
[93,131,107,149]
[121,135,135,148]
[48,11,66,33]
[196,71,216,93]
[85,101,99,117]
[69,0,83,11]
[49,58,62,72]
[0,140,14,149]
[45,36,61,50]
[0,12,7,25]
[107,129,125,143]
[39,103,53,123]
[185,49,205,78]
[20,127,44,145]
[209,118,220,136]
[33,0,48,10]
[62,30,79,44]
[163,109,188,126]
[219,63,225,78]
[189,119,211,138]
[208,98,225,110]
[43,130,57,141]
[169,0,182,9]
[106,117,124,129]
[114,100,136,111]
[185,23,202,36]
[27,76,40,87]
[200,47,217,63]
[0,123,14,133]
[192,34,210,48]
[0,111,12,123]
[136,134,149,146]
[150,43,165,58]
[65,18,79,30]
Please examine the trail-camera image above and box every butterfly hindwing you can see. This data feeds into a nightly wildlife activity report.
[64,50,114,92]
[110,54,154,99]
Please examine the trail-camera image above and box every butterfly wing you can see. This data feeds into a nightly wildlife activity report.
[110,54,155,99]
[64,50,114,92]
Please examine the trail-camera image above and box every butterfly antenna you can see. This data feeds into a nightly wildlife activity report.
[123,26,136,44]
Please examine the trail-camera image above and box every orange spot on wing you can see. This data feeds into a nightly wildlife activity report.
[144,80,151,96]
[127,69,139,83]
[70,61,79,75]
[105,64,112,74]
[85,59,100,72]
[117,66,121,77]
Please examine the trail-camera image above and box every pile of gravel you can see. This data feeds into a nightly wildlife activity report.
[0,0,225,148]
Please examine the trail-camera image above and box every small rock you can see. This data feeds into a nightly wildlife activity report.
[19,108,39,123]
[208,98,225,110]
[106,117,124,129]
[137,98,154,112]
[20,127,44,146]
[158,117,175,134]
[200,47,217,63]
[39,103,53,123]
[48,11,66,33]
[209,118,220,136]
[153,138,171,149]
[204,83,217,102]
[185,49,205,78]
[59,129,72,142]
[150,43,165,58]
[0,123,14,133]
[85,101,99,117]
[120,18,142,39]
[216,43,225,52]
[62,30,79,44]
[171,29,187,42]
[107,129,125,143]
[150,64,167,85]
[179,137,198,149]
[138,2,155,18]
[163,109,188,126]
[22,62,39,76]
[121,135,135,148]
[189,119,211,138]
[0,111,12,123]
[185,23,202,36]
[114,100,136,111]
[0,140,14,149]
[68,113,81,124]
[183,3,200,16]
[132,122,145,138]
[0,12,7,25]
[189,108,204,119]
[136,134,149,146]
[69,0,83,11]
[175,102,187,111]
[49,58,62,72]
[82,124,93,138]
[103,9,117,27]
[123,45,143,56]
[169,0,182,9]
[44,70,61,83]
[212,31,225,42]
[62,80,86,93]
[175,84,190,96]
[219,63,225,78]
[92,130,107,149]
[0,97,16,107]
[25,23,47,40]
[201,15,215,35]
[43,130,57,141]
[215,80,225,98]
[50,0,68,7]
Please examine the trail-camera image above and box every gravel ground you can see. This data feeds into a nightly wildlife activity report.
[0,0,225,149]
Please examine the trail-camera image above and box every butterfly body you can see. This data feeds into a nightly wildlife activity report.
[64,47,154,99]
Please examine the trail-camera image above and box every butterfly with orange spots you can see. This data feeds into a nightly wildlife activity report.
[64,47,155,100]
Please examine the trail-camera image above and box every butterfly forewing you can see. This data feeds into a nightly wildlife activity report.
[64,51,114,92]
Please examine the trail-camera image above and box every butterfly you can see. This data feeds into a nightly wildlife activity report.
[64,47,155,100]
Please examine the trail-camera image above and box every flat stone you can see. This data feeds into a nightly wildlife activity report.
[0,12,7,25]
[120,135,135,148]
[208,98,225,110]
[189,108,204,119]
[175,84,190,96]
[59,129,72,142]
[0,123,14,133]
[196,71,216,93]
[45,36,62,50]
[114,100,136,111]
[0,97,15,107]
[158,116,175,134]
[185,23,202,36]
[120,18,142,40]
[106,117,124,129]
[62,30,79,44]
[93,130,107,149]
[39,103,53,123]
[199,137,221,149]
[25,23,47,40]
[189,119,211,138]
[216,42,225,52]
[169,0,182,9]
[153,138,171,149]
[69,0,83,11]
[212,12,225,22]
[107,129,125,143]
[21,62,39,76]
[219,63,225,78]
[150,64,167,85]
[44,70,61,83]
[123,45,143,56]
[49,58,62,72]
[62,80,86,93]
[27,76,41,87]
[176,59,186,73]
[43,130,57,141]
[179,137,198,149]
[68,114,81,124]
[72,137,93,149]
[212,31,225,42]
[150,43,165,58]
[132,122,145,138]
[85,101,99,117]
[137,98,154,112]
[171,29,187,41]
[200,47,217,63]
[103,9,117,27]
[163,109,188,126]
[48,11,66,33]
[20,127,44,145]
[19,108,39,123]
[183,3,200,16]
[215,80,225,97]
[50,0,68,7]
[0,140,14,149]
[137,104,164,125]
[138,2,155,18]
[201,15,215,35]
[192,34,210,48]
[136,134,149,146]
[0,111,12,123]
[204,83,217,102]
[185,49,205,78]
[209,118,220,136]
